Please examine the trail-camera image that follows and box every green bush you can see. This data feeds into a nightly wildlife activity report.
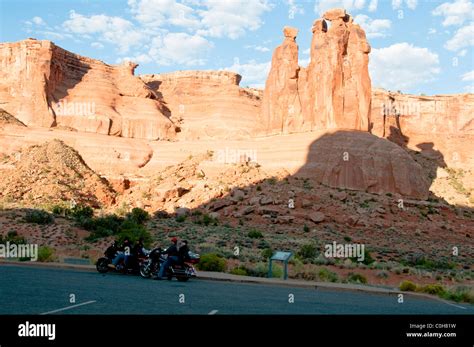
[175,215,186,223]
[351,249,375,265]
[25,210,54,225]
[261,247,273,260]
[246,262,282,278]
[418,284,445,295]
[126,207,149,225]
[247,229,263,239]
[230,266,248,276]
[298,244,318,260]
[196,253,227,272]
[193,213,217,226]
[51,204,71,216]
[37,246,55,262]
[0,231,27,244]
[399,280,417,292]
[440,286,474,304]
[303,224,310,233]
[70,204,94,219]
[318,268,339,282]
[347,272,368,284]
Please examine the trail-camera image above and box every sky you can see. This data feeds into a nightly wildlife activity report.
[0,0,473,94]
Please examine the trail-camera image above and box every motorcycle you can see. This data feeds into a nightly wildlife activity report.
[96,242,148,275]
[140,247,200,282]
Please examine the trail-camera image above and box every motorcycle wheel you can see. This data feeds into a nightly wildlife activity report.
[140,262,152,278]
[96,258,110,273]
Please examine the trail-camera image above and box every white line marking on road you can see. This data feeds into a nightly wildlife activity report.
[40,300,97,315]
[208,309,218,315]
[441,300,466,310]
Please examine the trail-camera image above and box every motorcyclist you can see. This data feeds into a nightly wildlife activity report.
[105,241,119,259]
[155,237,179,280]
[110,238,131,269]
[177,240,191,263]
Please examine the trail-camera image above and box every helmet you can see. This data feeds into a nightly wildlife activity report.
[171,237,178,244]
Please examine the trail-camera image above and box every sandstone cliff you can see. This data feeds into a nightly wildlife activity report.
[0,39,177,140]
[261,8,371,135]
[371,89,474,169]
[140,70,262,140]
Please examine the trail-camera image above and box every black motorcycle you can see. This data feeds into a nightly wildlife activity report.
[139,247,200,282]
[96,242,147,274]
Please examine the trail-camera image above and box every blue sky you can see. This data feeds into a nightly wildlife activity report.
[0,0,473,94]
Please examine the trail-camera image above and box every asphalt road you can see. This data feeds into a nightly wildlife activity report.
[0,265,472,315]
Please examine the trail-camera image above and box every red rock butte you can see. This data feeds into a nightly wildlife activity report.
[0,8,473,201]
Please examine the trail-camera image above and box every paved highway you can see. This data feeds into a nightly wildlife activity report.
[0,265,472,314]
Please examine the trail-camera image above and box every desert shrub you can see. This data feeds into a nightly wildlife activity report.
[303,224,310,233]
[37,246,55,262]
[318,268,339,282]
[399,280,417,292]
[196,253,227,272]
[117,220,152,245]
[401,256,455,270]
[347,272,368,284]
[246,262,282,278]
[193,213,217,226]
[70,204,94,219]
[230,266,248,276]
[0,231,27,244]
[261,248,273,260]
[51,204,71,216]
[247,229,263,239]
[417,284,445,295]
[175,215,186,223]
[298,243,318,260]
[440,286,474,304]
[351,249,375,265]
[126,207,149,225]
[25,209,54,225]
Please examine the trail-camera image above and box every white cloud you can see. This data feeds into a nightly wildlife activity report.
[63,11,146,53]
[128,0,272,39]
[286,0,304,18]
[432,0,474,27]
[315,0,366,14]
[222,58,271,88]
[149,32,213,66]
[354,14,391,38]
[368,0,378,12]
[462,70,474,81]
[392,0,417,10]
[32,16,46,26]
[445,22,474,51]
[128,0,200,28]
[91,42,104,49]
[458,48,467,56]
[370,42,440,91]
[245,45,270,52]
[117,54,153,64]
[464,85,474,92]
[428,28,437,35]
[197,0,273,39]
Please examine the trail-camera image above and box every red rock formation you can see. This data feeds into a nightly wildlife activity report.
[371,89,474,169]
[0,39,177,140]
[140,70,262,140]
[261,8,372,134]
[296,131,430,199]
